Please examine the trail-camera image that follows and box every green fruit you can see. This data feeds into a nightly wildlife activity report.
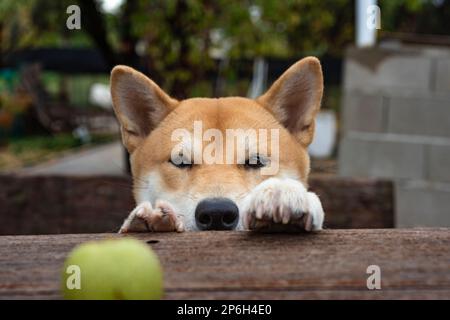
[62,238,163,300]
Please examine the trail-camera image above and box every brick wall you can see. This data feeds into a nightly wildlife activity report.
[339,44,450,227]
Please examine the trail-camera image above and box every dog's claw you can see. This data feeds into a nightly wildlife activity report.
[119,200,184,233]
[242,178,324,232]
[118,227,128,234]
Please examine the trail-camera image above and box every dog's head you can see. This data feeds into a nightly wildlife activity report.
[110,57,323,230]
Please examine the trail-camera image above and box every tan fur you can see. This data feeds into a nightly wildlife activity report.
[257,57,323,146]
[111,65,178,153]
[111,57,324,232]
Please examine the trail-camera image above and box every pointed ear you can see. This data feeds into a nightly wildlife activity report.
[256,57,323,146]
[110,66,178,153]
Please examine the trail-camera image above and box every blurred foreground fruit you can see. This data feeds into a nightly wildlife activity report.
[62,238,163,300]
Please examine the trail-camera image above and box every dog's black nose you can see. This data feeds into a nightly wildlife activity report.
[195,198,239,230]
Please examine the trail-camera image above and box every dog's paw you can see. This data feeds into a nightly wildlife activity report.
[242,178,324,232]
[119,200,184,233]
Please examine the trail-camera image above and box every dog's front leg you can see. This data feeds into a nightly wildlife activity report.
[242,178,324,232]
[119,200,184,233]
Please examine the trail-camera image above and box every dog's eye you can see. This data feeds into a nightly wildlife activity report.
[168,158,193,169]
[244,155,266,169]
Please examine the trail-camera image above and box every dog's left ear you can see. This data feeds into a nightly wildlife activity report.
[257,57,323,146]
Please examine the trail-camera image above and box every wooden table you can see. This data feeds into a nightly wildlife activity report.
[1,229,449,299]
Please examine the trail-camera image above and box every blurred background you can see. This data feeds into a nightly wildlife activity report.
[0,0,449,234]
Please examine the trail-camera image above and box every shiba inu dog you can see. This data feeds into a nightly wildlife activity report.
[111,57,325,233]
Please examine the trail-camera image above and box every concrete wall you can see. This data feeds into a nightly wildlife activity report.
[338,44,450,227]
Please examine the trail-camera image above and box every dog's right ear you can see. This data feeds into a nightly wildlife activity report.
[110,66,178,153]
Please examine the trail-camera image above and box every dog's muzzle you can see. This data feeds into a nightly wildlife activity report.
[194,198,239,231]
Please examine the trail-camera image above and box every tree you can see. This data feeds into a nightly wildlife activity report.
[1,0,449,98]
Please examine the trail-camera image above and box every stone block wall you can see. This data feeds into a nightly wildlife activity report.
[339,44,450,227]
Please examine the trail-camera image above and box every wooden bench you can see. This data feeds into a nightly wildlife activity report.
[0,229,448,299]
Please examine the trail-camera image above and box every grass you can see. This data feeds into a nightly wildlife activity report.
[0,133,117,171]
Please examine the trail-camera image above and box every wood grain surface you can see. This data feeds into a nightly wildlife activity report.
[0,229,449,299]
